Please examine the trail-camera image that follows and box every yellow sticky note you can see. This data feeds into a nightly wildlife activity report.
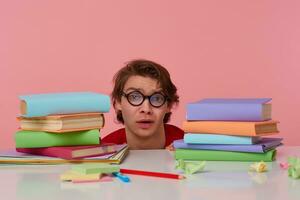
[60,170,101,181]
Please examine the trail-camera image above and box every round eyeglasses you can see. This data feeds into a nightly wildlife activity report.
[122,90,167,108]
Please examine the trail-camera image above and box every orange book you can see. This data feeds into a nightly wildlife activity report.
[182,120,279,136]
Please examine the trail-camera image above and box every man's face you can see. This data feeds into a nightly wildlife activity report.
[115,75,170,139]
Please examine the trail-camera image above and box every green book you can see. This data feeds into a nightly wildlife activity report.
[15,129,100,148]
[175,149,276,162]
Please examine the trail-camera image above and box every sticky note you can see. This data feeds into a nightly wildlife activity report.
[288,157,300,179]
[60,170,101,181]
[71,163,120,175]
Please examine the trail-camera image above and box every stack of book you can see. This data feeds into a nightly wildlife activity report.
[174,98,282,162]
[14,92,119,160]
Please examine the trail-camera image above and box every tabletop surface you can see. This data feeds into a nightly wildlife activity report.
[0,146,299,200]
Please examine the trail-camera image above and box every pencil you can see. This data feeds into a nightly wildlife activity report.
[120,168,185,180]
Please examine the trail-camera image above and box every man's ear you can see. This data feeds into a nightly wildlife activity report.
[114,100,122,111]
[166,103,172,113]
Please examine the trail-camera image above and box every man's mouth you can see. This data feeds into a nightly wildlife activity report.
[136,120,154,129]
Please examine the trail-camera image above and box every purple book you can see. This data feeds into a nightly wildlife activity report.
[186,98,272,121]
[173,138,283,153]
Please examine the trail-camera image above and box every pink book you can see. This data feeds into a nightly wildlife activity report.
[16,143,117,159]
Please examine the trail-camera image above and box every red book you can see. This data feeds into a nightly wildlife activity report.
[16,143,117,159]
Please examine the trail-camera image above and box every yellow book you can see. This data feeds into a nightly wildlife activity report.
[182,120,279,136]
[18,112,104,133]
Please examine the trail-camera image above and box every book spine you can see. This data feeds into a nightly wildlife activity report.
[183,133,256,145]
[187,103,264,121]
[20,92,110,117]
[15,129,100,148]
[16,148,72,159]
[173,140,265,153]
[182,121,256,136]
[174,149,276,161]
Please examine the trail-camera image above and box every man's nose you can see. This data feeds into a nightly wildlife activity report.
[140,98,153,114]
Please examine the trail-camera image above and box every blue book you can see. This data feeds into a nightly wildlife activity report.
[174,138,283,153]
[184,133,260,145]
[19,92,110,117]
[186,98,272,121]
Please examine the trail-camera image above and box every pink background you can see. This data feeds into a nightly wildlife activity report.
[1,0,299,149]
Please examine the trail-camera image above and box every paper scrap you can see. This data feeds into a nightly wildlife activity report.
[176,159,206,175]
[72,179,100,183]
[249,161,268,173]
[99,175,113,182]
[288,157,300,179]
[280,162,289,170]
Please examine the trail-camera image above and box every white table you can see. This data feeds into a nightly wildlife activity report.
[0,146,299,200]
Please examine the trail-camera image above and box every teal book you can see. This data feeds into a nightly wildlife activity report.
[15,129,100,148]
[175,149,276,162]
[19,92,110,117]
[184,133,260,145]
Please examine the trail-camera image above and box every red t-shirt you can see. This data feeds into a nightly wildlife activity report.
[101,124,184,147]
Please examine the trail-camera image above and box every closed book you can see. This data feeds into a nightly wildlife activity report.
[16,143,116,159]
[182,120,279,136]
[174,138,283,153]
[187,98,272,121]
[183,133,260,145]
[15,129,100,148]
[0,144,128,165]
[19,92,110,117]
[175,149,276,161]
[18,113,105,133]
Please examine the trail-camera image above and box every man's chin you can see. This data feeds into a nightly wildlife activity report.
[134,130,155,139]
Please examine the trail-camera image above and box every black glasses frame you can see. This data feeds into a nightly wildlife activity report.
[121,90,167,108]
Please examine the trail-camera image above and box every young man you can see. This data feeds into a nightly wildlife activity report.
[102,59,184,149]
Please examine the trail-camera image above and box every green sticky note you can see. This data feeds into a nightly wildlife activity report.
[176,159,206,175]
[72,163,120,175]
[288,157,300,179]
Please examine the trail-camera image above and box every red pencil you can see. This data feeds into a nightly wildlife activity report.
[120,168,185,180]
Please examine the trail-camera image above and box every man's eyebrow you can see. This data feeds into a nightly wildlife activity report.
[124,87,141,92]
[124,87,163,94]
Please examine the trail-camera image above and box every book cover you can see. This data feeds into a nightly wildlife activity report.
[187,98,272,121]
[18,113,105,132]
[16,143,116,159]
[174,138,283,153]
[182,120,279,136]
[183,133,260,145]
[19,92,110,117]
[175,148,276,161]
[15,129,100,148]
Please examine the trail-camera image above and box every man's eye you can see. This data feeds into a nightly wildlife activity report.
[152,95,164,102]
[132,95,140,99]
[129,93,142,101]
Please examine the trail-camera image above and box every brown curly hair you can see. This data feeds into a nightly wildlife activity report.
[111,59,179,124]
